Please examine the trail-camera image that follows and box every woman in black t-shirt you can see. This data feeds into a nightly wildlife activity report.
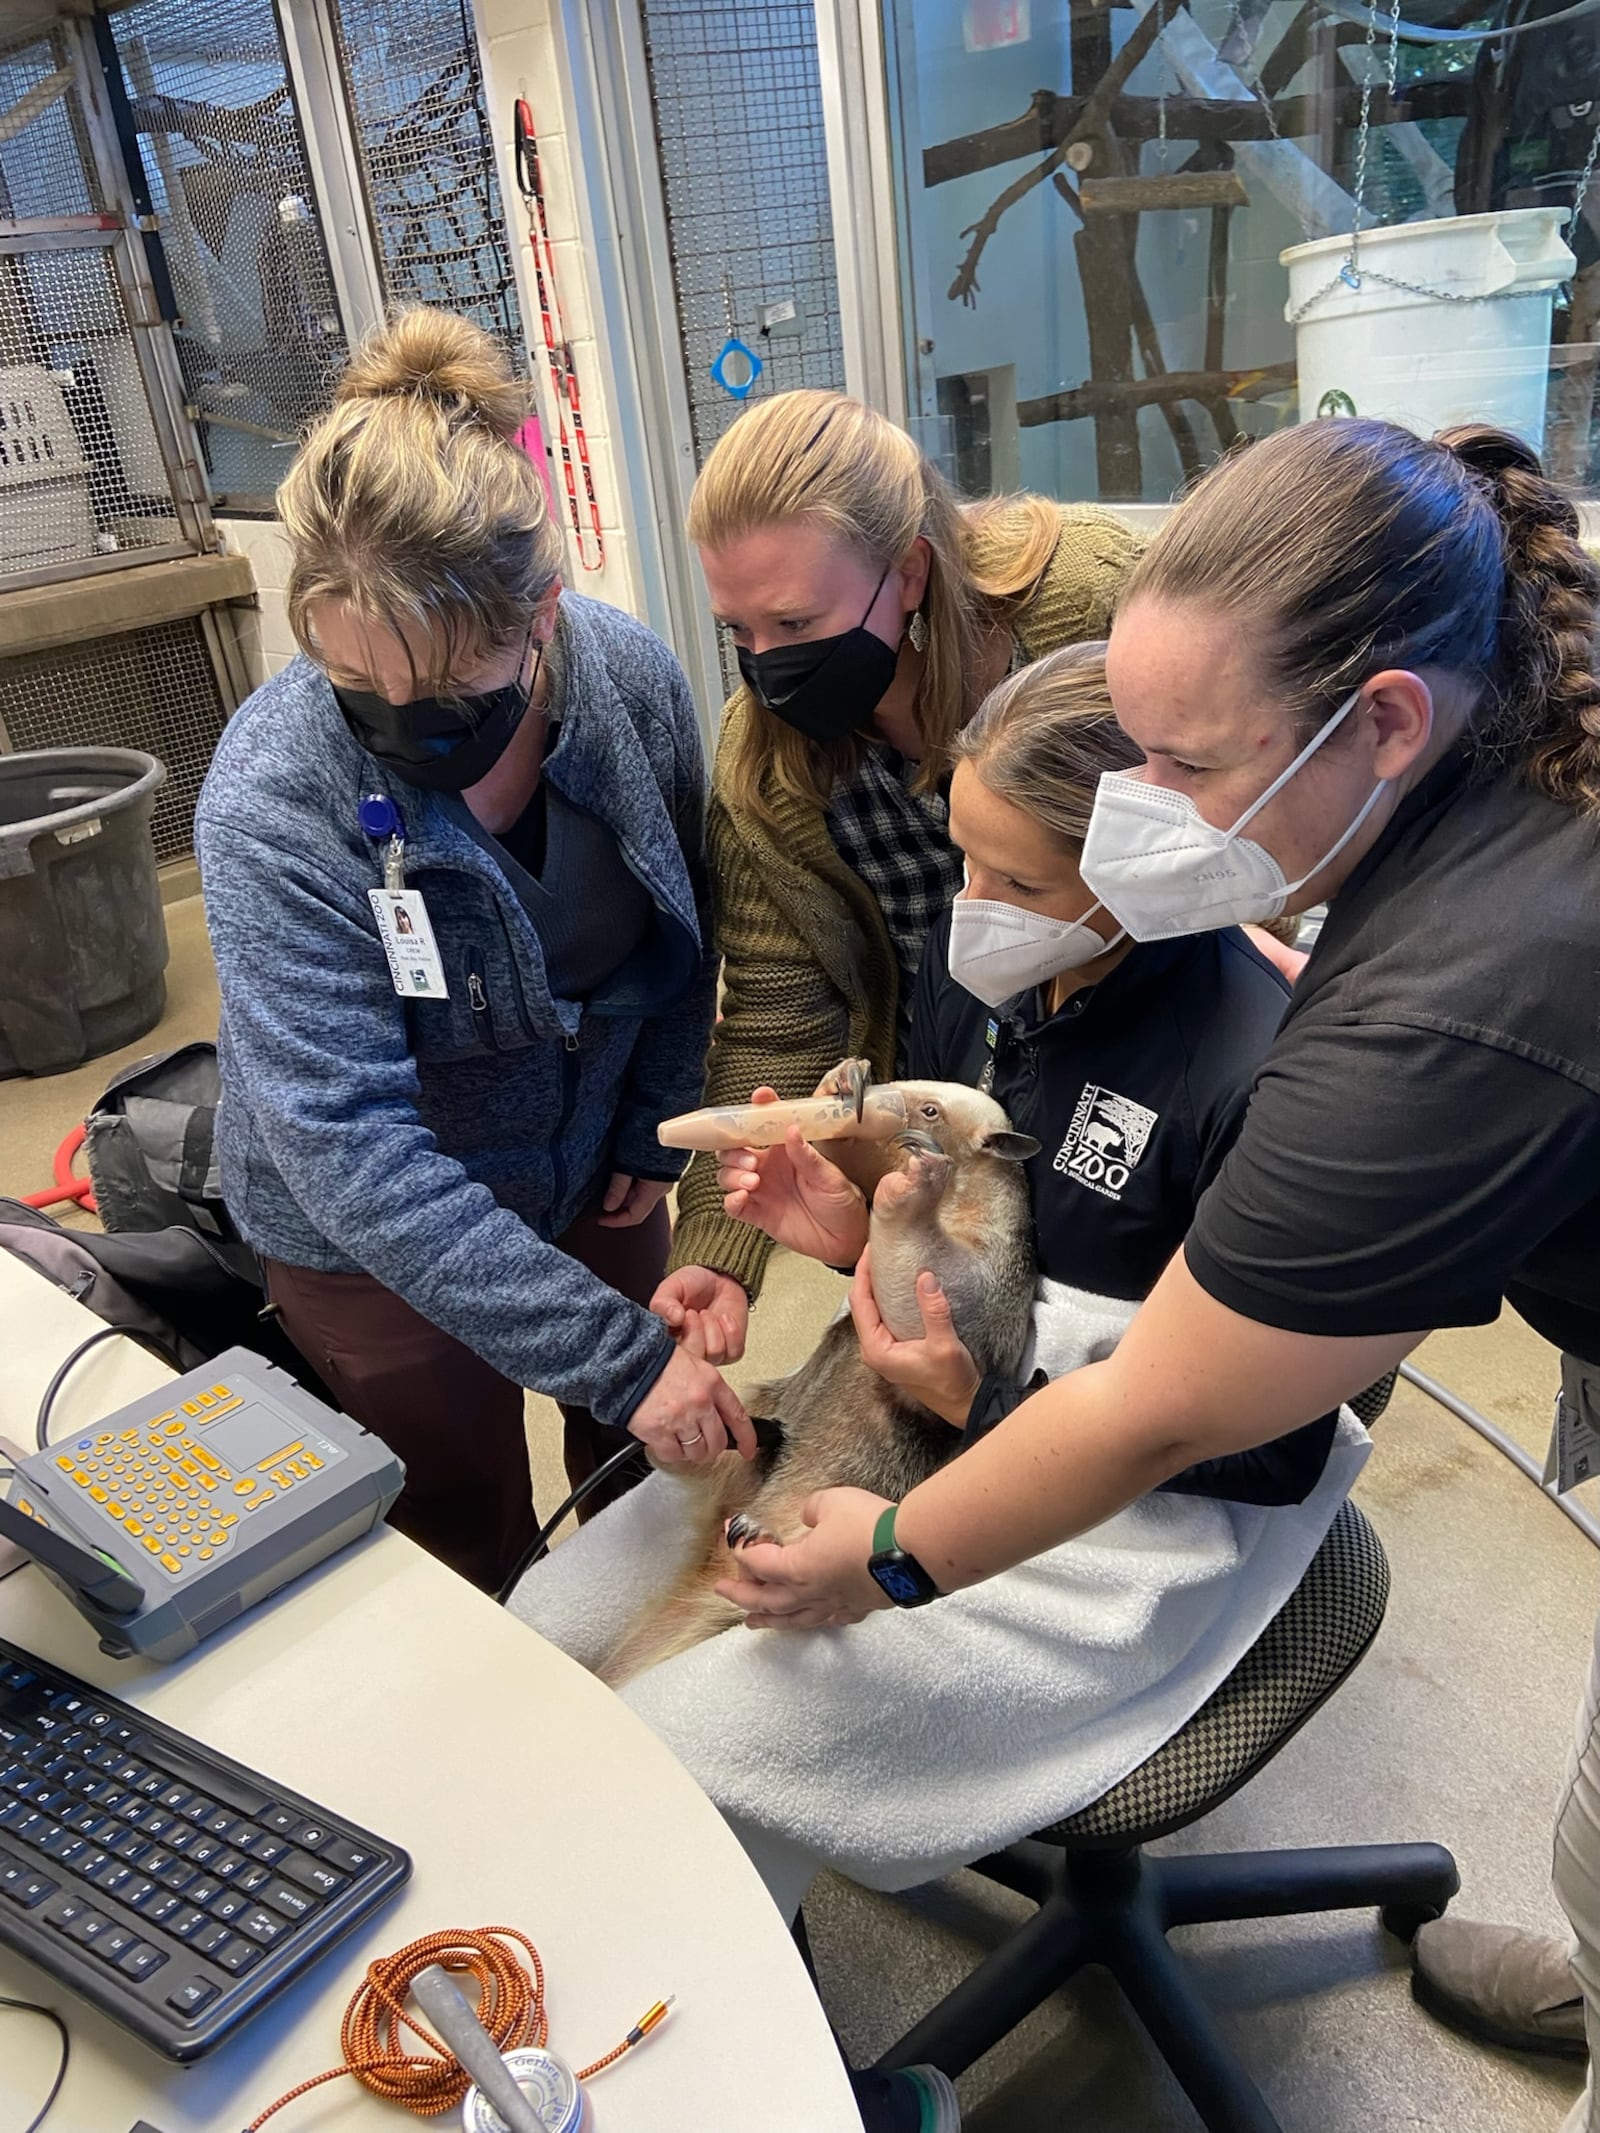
[716,419,1600,2109]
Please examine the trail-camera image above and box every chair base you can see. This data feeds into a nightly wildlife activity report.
[874,1837,1460,2133]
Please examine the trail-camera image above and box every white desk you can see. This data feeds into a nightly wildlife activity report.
[0,1253,862,2133]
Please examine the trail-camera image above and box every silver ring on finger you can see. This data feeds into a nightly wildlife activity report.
[680,1429,704,1446]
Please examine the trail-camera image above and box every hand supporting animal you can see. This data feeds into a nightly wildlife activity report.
[597,1071,1039,1686]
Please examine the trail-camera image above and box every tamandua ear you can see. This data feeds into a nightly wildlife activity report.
[982,1130,1040,1162]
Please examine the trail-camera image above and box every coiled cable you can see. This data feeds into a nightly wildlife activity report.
[245,1924,670,2128]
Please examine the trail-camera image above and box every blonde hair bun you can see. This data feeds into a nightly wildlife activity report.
[280,306,560,684]
[335,307,530,440]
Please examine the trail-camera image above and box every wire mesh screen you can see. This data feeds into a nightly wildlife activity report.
[107,0,350,512]
[0,244,180,580]
[640,0,845,471]
[327,0,525,364]
[0,27,103,220]
[0,616,227,862]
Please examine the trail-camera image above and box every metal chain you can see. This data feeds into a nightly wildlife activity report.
[1225,0,1284,142]
[1573,109,1600,234]
[1348,0,1380,241]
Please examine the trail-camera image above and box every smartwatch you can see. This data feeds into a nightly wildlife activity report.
[867,1504,942,1608]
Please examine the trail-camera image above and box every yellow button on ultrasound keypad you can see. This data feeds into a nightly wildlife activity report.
[160,1554,181,1572]
[89,1487,107,1503]
[198,1547,214,1561]
[142,1536,161,1553]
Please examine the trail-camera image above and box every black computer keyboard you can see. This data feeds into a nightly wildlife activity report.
[0,1637,411,2060]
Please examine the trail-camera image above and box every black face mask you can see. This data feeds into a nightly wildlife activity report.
[334,635,541,793]
[735,568,899,743]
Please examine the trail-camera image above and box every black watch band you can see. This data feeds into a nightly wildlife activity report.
[866,1503,942,1608]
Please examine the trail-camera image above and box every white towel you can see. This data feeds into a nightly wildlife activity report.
[511,1279,1370,1913]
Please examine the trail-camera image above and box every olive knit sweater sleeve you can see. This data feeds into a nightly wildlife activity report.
[667,775,881,1293]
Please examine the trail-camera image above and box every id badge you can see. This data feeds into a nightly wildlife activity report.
[1543,1352,1600,1495]
[369,887,449,1000]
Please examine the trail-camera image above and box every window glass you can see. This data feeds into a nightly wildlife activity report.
[109,0,350,514]
[884,0,1600,500]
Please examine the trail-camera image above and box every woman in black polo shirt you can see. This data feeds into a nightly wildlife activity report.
[725,639,1323,1500]
[717,417,1600,2127]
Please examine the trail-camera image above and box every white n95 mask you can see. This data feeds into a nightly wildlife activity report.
[947,890,1124,1008]
[1079,688,1386,942]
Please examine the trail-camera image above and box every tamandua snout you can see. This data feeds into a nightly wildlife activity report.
[595,1069,1040,1687]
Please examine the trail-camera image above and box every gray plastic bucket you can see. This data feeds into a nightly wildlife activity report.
[0,747,169,1079]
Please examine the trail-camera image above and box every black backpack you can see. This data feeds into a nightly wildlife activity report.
[0,1199,329,1395]
[83,1041,234,1240]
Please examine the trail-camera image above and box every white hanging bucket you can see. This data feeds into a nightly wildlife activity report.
[1281,207,1576,448]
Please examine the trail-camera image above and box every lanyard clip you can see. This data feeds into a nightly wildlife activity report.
[384,834,406,892]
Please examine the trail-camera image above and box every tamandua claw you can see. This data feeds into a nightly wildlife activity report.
[818,1056,874,1122]
[726,1512,777,1550]
[847,1056,871,1124]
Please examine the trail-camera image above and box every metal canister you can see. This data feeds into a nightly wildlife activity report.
[460,2046,588,2133]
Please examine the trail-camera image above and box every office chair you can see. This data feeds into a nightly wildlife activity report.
[870,1373,1459,2133]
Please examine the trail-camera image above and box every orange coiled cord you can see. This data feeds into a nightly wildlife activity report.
[245,1925,668,2128]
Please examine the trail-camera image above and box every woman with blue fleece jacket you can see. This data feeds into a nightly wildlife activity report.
[196,310,753,1594]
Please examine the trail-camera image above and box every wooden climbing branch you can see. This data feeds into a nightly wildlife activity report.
[948,0,1175,306]
[1198,138,1241,451]
[1018,360,1295,426]
[1079,170,1248,212]
[1052,166,1207,483]
[924,78,1471,187]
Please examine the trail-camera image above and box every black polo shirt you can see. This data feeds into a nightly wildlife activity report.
[911,914,1289,1300]
[1188,750,1600,1365]
[909,915,1343,1503]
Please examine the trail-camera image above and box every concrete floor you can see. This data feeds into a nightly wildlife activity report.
[1,897,1594,2132]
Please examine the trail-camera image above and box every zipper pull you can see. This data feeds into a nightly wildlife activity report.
[564,1029,580,1053]
[468,973,487,1013]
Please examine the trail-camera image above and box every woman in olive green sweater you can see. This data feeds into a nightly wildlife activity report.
[653,391,1139,1359]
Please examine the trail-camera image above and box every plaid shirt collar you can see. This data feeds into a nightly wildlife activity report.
[825,741,962,1066]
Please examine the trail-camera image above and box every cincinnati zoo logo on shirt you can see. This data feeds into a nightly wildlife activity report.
[1055,1084,1159,1201]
